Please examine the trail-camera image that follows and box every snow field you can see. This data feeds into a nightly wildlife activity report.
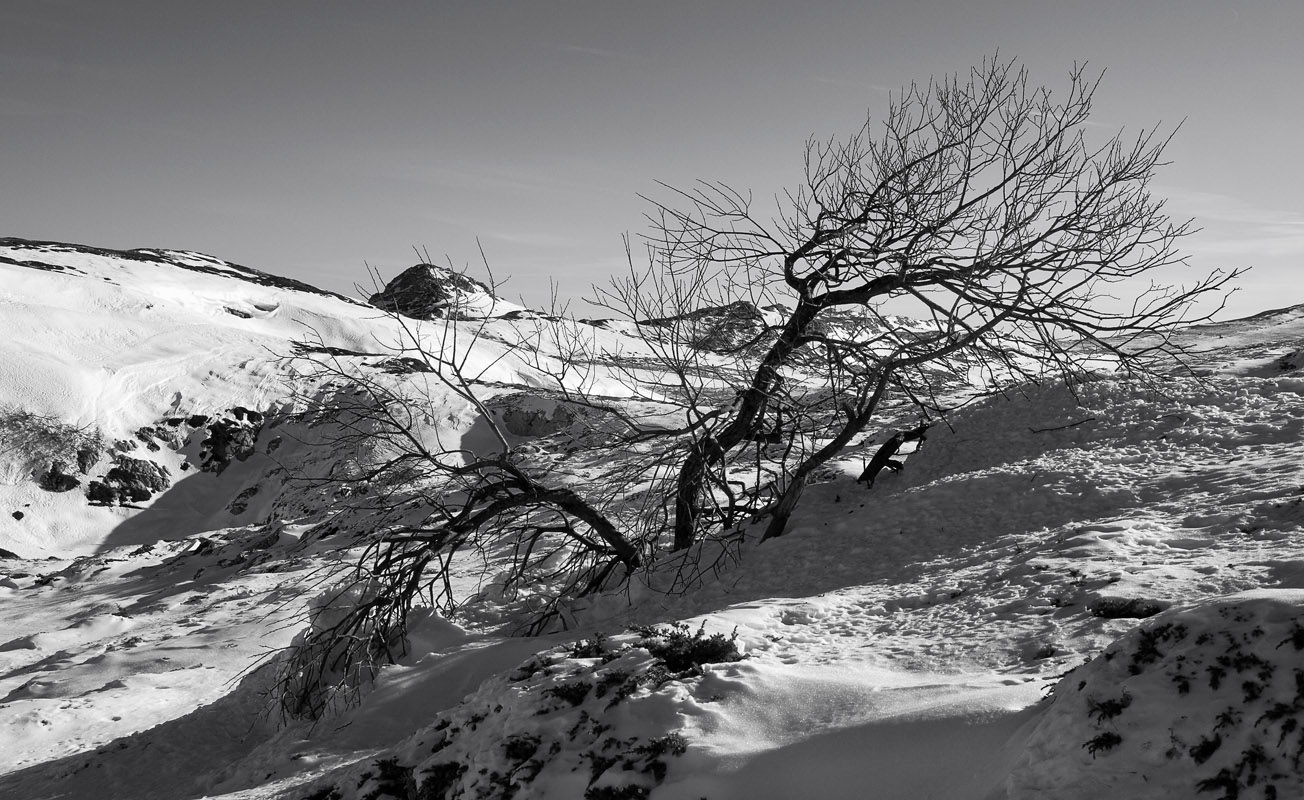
[2,240,1304,798]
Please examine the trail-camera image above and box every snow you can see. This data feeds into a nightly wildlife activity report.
[2,237,1303,799]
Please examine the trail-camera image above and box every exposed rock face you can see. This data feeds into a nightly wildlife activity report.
[75,445,100,474]
[87,456,171,504]
[497,400,579,437]
[86,481,117,505]
[38,461,81,492]
[199,409,264,474]
[367,264,496,320]
[640,300,766,352]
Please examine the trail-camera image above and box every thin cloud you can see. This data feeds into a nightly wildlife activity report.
[1161,186,1304,260]
[557,44,648,64]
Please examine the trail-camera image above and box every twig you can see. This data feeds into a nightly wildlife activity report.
[1029,417,1097,433]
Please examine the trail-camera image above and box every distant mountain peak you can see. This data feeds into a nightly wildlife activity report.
[366,263,500,320]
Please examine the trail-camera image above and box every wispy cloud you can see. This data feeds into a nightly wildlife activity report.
[1160,186,1304,260]
[556,44,647,64]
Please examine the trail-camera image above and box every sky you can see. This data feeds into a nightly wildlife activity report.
[2,0,1300,319]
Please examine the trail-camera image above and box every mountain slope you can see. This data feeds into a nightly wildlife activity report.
[1,238,1303,799]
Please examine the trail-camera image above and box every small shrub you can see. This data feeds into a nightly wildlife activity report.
[633,622,742,674]
[360,757,414,800]
[1087,693,1132,723]
[570,634,618,661]
[503,734,540,762]
[1190,734,1223,764]
[595,670,633,702]
[0,408,105,483]
[417,762,467,800]
[1084,732,1122,758]
[545,681,592,707]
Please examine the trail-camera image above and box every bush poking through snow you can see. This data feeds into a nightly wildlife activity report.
[310,626,742,800]
[631,621,743,675]
[0,407,105,486]
[1011,591,1304,799]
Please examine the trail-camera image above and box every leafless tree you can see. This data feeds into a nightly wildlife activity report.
[275,266,646,717]
[278,56,1242,716]
[630,56,1239,548]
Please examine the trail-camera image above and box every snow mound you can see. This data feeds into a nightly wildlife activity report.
[306,624,742,800]
[1011,589,1304,799]
[901,376,1304,488]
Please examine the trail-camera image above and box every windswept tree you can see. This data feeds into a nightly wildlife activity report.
[279,57,1240,716]
[624,56,1238,548]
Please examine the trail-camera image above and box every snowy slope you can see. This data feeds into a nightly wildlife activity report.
[0,238,598,557]
[2,238,1303,800]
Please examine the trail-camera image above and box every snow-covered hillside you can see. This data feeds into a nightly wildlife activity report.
[2,238,1303,799]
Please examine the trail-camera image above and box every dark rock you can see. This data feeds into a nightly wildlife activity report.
[88,457,171,505]
[640,300,766,352]
[11,511,23,521]
[231,406,263,424]
[367,263,496,320]
[110,439,137,456]
[374,356,434,374]
[187,414,209,428]
[1088,597,1168,619]
[119,484,153,503]
[0,547,19,559]
[134,425,177,452]
[75,446,101,474]
[106,457,171,493]
[86,481,117,505]
[497,400,579,437]
[38,461,81,492]
[200,416,261,474]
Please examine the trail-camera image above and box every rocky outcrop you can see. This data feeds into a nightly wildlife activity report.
[639,300,766,352]
[37,461,81,492]
[496,400,579,437]
[367,264,497,320]
[87,456,171,505]
[199,407,264,474]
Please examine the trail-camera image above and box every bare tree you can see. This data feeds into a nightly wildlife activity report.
[275,266,647,717]
[277,56,1242,715]
[631,56,1239,548]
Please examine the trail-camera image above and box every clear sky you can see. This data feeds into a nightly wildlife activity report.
[3,1,1300,318]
